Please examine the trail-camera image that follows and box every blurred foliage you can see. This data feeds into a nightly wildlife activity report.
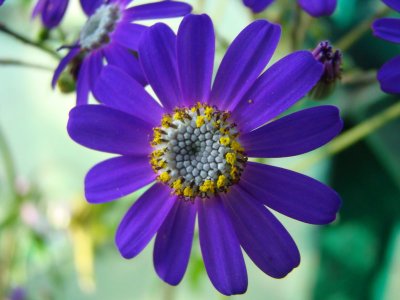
[1,0,400,299]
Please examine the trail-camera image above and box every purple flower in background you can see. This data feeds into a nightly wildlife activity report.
[32,0,69,29]
[243,0,337,17]
[372,0,400,94]
[0,0,5,6]
[32,0,117,29]
[243,0,274,13]
[68,14,342,295]
[52,0,192,105]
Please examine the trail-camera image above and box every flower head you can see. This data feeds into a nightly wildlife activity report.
[68,14,342,295]
[243,0,337,17]
[372,0,400,94]
[32,0,69,29]
[310,41,342,99]
[52,0,192,105]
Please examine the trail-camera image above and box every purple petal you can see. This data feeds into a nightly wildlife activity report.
[372,18,400,44]
[103,43,147,85]
[297,0,337,17]
[209,20,281,111]
[32,0,46,19]
[240,106,343,158]
[154,199,196,285]
[116,183,176,259]
[67,105,152,155]
[76,56,91,106]
[198,197,247,295]
[240,162,342,224]
[93,66,163,126]
[52,46,80,88]
[383,0,400,12]
[378,55,400,94]
[139,23,183,112]
[232,51,323,133]
[222,186,300,278]
[123,1,192,22]
[242,0,275,13]
[111,23,147,51]
[177,14,215,106]
[85,156,155,204]
[38,0,69,29]
[87,50,103,90]
[80,0,103,16]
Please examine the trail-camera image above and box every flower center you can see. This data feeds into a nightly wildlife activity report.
[150,103,247,199]
[79,4,120,50]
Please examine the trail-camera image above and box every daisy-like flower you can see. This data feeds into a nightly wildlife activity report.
[243,0,337,17]
[372,0,400,94]
[52,0,192,105]
[68,14,342,295]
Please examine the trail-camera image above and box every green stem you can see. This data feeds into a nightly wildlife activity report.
[0,59,53,71]
[0,23,60,60]
[335,6,391,51]
[0,127,16,191]
[293,101,400,172]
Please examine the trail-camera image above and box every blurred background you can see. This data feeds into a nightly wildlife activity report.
[1,0,400,299]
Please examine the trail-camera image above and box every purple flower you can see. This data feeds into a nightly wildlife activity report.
[0,0,5,6]
[32,0,69,29]
[243,0,337,17]
[372,0,400,94]
[68,14,342,295]
[310,41,343,99]
[52,0,192,105]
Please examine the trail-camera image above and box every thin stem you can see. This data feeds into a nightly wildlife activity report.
[293,101,400,172]
[0,59,53,71]
[335,6,391,51]
[0,23,60,60]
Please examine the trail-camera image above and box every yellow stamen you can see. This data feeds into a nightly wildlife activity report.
[217,175,227,188]
[161,115,172,128]
[172,179,183,190]
[199,180,215,193]
[196,116,205,127]
[225,153,236,165]
[219,136,231,146]
[183,186,194,197]
[231,140,244,152]
[159,172,170,183]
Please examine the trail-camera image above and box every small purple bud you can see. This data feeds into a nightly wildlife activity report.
[310,41,343,100]
[7,287,26,300]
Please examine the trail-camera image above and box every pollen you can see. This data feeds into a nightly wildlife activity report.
[150,103,247,199]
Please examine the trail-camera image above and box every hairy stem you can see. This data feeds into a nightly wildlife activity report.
[0,59,53,71]
[0,23,60,60]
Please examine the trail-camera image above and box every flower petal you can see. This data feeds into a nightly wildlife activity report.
[372,18,400,44]
[76,56,91,106]
[85,156,155,204]
[297,0,337,17]
[222,185,300,278]
[209,20,281,111]
[112,23,147,51]
[52,46,80,88]
[198,197,247,296]
[67,105,152,155]
[40,0,68,28]
[240,162,341,224]
[80,0,103,16]
[87,50,103,90]
[116,183,176,259]
[153,199,196,285]
[93,66,163,126]
[177,14,215,106]
[232,51,323,133]
[103,43,147,85]
[139,23,183,112]
[378,55,400,94]
[383,0,400,12]
[242,0,274,13]
[240,106,343,158]
[123,1,192,22]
